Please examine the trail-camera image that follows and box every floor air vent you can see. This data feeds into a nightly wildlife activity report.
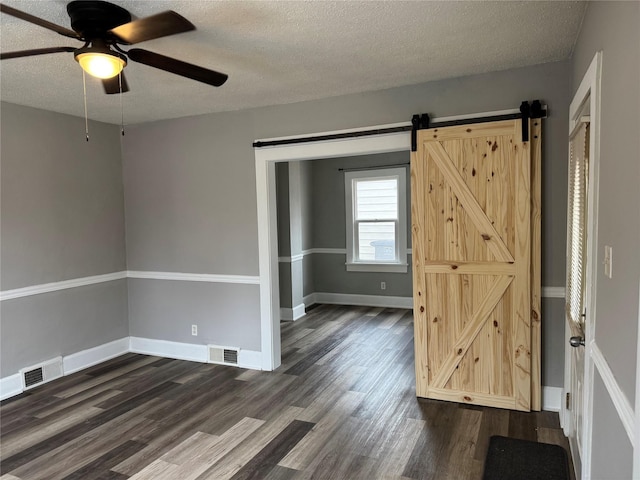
[208,345,239,366]
[20,357,63,390]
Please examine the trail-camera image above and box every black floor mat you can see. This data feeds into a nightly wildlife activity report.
[483,435,570,480]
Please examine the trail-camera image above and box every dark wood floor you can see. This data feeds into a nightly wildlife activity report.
[1,304,572,479]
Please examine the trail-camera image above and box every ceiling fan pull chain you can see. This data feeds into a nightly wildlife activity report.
[119,72,125,136]
[82,70,89,142]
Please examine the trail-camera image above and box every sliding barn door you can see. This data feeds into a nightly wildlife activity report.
[412,119,532,411]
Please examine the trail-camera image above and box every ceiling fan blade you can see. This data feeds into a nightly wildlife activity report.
[127,48,228,87]
[102,72,130,95]
[0,4,80,39]
[1,46,76,60]
[109,11,195,45]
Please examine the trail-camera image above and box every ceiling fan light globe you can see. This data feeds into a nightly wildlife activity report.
[76,52,126,79]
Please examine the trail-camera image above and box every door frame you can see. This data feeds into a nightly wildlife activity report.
[254,123,412,370]
[562,51,602,479]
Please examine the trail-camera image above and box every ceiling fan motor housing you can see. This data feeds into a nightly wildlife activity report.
[67,1,131,41]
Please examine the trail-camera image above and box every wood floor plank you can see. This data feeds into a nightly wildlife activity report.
[131,417,264,480]
[110,394,241,475]
[53,356,161,399]
[96,471,129,480]
[128,460,180,480]
[295,366,365,423]
[0,415,41,439]
[402,400,462,479]
[278,390,365,470]
[472,405,509,461]
[34,385,123,419]
[297,450,377,480]
[228,420,315,480]
[508,410,538,441]
[260,465,299,480]
[11,410,152,479]
[1,304,571,480]
[196,406,305,480]
[61,440,147,480]
[159,431,221,465]
[376,309,408,330]
[433,407,483,479]
[1,381,180,475]
[1,406,105,460]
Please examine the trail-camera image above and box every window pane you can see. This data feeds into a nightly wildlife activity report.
[355,178,398,220]
[357,222,396,261]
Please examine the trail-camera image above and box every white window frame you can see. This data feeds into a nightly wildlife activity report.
[344,167,407,273]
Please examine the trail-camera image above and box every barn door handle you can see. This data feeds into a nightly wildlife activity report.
[570,336,585,348]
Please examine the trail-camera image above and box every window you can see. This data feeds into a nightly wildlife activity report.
[345,167,407,272]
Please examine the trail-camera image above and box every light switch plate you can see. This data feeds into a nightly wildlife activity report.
[604,245,613,279]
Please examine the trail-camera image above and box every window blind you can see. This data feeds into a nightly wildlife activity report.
[566,122,590,332]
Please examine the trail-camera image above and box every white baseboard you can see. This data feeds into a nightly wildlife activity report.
[310,292,413,309]
[542,286,566,299]
[2,335,264,401]
[1,337,129,400]
[303,293,317,307]
[130,336,263,371]
[543,386,563,412]
[129,337,208,363]
[0,374,23,401]
[238,350,263,370]
[280,303,306,321]
[63,337,130,375]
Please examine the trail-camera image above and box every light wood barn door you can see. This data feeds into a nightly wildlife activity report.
[411,119,533,411]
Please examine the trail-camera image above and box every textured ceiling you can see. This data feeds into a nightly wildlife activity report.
[0,1,587,125]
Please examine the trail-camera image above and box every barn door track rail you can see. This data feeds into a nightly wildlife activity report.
[411,99,546,151]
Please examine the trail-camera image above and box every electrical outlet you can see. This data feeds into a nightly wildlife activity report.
[191,325,198,336]
[381,281,386,290]
[604,245,613,279]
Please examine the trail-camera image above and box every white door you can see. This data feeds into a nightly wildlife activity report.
[565,115,589,476]
[563,52,601,480]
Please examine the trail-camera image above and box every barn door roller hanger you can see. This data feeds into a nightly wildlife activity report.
[411,99,546,151]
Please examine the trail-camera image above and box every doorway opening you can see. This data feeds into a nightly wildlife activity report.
[254,125,411,371]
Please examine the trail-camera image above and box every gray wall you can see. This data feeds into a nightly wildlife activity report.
[300,161,313,252]
[0,103,128,377]
[590,373,633,479]
[570,1,640,475]
[122,60,570,386]
[300,161,314,298]
[1,281,129,377]
[276,163,292,308]
[122,112,261,349]
[276,163,291,258]
[542,298,565,388]
[309,152,413,298]
[1,103,127,289]
[122,113,259,275]
[128,279,260,350]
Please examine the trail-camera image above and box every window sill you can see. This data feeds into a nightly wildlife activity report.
[346,262,408,273]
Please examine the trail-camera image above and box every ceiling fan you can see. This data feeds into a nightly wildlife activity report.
[0,1,228,94]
